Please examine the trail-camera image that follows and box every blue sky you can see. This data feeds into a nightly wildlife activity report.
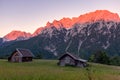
[0,0,120,37]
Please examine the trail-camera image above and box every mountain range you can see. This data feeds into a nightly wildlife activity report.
[3,10,120,41]
[0,10,120,59]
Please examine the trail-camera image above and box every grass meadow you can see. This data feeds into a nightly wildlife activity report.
[0,59,120,80]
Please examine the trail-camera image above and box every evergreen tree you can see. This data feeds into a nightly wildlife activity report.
[110,56,120,66]
[89,51,110,64]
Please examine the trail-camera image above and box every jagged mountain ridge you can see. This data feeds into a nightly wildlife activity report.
[0,20,120,59]
[46,10,120,28]
[2,10,120,41]
[0,10,120,59]
[3,30,32,41]
[33,27,44,36]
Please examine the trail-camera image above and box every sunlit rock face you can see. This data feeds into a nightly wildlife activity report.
[75,10,120,23]
[3,10,120,41]
[1,10,120,59]
[3,30,32,41]
[32,27,44,36]
[43,10,120,29]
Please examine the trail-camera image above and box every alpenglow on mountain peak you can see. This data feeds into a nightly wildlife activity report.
[77,10,120,22]
[46,10,120,28]
[3,10,120,41]
[4,30,32,41]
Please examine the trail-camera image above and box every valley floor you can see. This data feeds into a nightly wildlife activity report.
[0,59,120,80]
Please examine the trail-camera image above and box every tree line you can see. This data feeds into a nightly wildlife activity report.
[89,51,120,66]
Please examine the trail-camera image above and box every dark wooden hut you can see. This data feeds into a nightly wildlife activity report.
[58,53,87,67]
[8,48,34,62]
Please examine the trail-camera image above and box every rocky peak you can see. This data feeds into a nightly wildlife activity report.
[76,10,120,23]
[33,27,44,36]
[43,10,120,30]
[3,10,120,41]
[4,30,32,41]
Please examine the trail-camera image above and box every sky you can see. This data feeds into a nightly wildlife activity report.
[0,0,120,37]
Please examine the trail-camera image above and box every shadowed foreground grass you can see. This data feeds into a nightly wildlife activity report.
[0,59,120,80]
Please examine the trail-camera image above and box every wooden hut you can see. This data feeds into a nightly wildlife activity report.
[58,53,87,67]
[8,48,34,62]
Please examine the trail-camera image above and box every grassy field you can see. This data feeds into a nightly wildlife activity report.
[0,59,120,80]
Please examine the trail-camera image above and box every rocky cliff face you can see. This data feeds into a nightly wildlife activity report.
[34,20,120,58]
[3,10,120,41]
[32,27,44,36]
[1,10,120,59]
[3,30,32,41]
[0,20,120,59]
[42,10,120,29]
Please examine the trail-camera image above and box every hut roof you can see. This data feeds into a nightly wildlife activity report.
[59,52,87,62]
[16,48,34,57]
[9,48,34,58]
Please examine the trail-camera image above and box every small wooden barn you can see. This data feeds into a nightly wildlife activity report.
[58,53,87,67]
[8,48,34,62]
